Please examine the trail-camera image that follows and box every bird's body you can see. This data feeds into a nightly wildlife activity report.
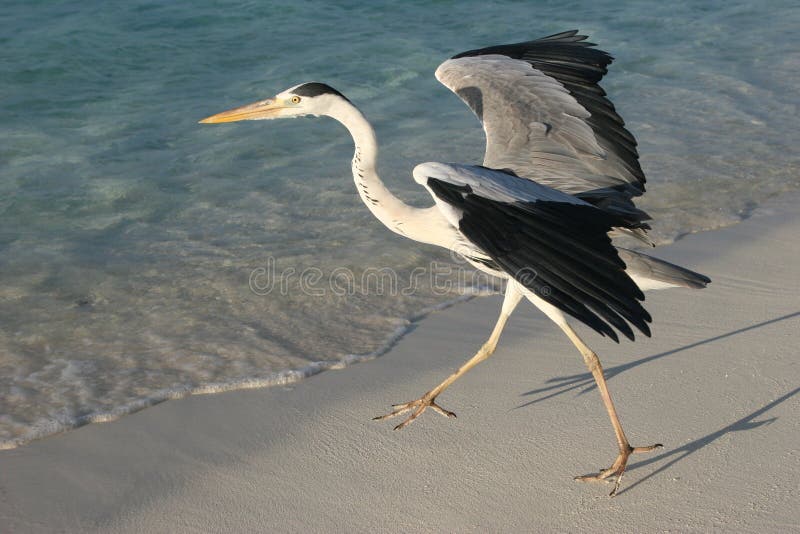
[201,30,710,496]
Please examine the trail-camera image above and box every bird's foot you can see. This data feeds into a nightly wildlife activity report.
[372,394,456,430]
[575,443,662,497]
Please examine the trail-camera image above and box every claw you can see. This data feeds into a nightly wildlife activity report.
[575,443,662,496]
[429,402,457,418]
[373,395,456,429]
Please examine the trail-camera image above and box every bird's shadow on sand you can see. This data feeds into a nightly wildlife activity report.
[515,311,800,495]
[517,311,800,406]
[615,384,799,496]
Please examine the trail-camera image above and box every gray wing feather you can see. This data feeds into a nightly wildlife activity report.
[413,162,586,214]
[436,55,636,194]
[436,30,649,227]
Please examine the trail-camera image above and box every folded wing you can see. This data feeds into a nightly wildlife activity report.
[414,162,652,342]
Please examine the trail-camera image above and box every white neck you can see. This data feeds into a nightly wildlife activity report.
[325,100,420,236]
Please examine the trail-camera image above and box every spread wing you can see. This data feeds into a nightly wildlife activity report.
[414,162,652,342]
[436,30,649,227]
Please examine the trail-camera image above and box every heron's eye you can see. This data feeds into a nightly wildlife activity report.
[291,96,301,104]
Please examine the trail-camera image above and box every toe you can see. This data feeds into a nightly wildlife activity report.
[632,443,663,453]
[393,412,420,431]
[430,403,456,418]
[372,404,415,421]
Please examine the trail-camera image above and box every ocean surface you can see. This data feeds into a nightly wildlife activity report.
[1,0,798,448]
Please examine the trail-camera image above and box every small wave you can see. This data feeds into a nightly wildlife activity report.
[0,290,491,450]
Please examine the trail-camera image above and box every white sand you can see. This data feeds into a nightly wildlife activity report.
[1,206,799,533]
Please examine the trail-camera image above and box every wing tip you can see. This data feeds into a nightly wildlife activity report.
[450,29,605,60]
[536,29,587,43]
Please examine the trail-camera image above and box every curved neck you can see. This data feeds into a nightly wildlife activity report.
[326,100,418,235]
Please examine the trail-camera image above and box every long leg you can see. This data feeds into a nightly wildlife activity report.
[374,283,523,430]
[559,322,662,496]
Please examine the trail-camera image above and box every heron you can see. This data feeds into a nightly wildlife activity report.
[200,30,710,496]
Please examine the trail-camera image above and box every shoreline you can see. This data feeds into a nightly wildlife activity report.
[2,204,799,531]
[0,210,759,452]
[0,292,487,451]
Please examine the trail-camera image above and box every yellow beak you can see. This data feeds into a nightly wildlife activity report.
[199,98,285,123]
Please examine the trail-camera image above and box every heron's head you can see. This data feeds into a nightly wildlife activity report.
[199,82,349,124]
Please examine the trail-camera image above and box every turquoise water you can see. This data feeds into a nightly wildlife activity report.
[1,0,799,447]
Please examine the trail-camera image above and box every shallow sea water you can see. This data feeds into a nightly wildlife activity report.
[1,0,799,447]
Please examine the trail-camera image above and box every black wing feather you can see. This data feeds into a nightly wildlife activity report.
[427,176,652,342]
